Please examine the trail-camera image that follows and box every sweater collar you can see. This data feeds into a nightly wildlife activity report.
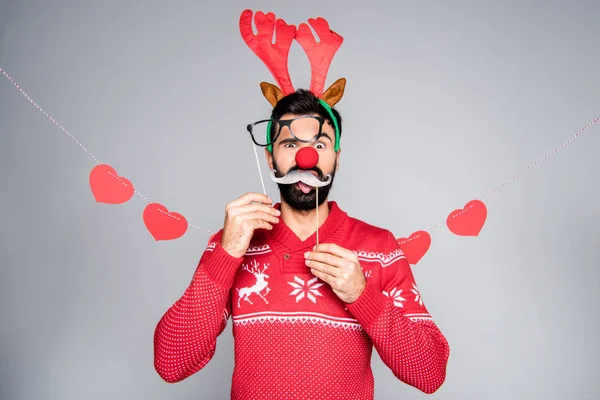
[269,201,348,251]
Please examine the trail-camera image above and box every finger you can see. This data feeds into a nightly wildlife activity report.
[232,203,281,217]
[313,243,357,261]
[305,250,346,269]
[228,192,272,208]
[251,220,274,231]
[306,259,340,278]
[310,268,336,286]
[238,211,280,225]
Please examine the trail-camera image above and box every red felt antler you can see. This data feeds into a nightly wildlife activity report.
[295,17,343,98]
[239,9,297,96]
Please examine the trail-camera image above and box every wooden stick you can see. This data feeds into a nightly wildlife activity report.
[316,187,319,245]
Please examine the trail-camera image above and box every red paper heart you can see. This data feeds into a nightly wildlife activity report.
[446,199,487,236]
[397,230,431,265]
[89,164,134,204]
[143,203,188,241]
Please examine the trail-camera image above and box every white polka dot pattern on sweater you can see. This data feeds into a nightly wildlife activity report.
[231,322,374,400]
[154,268,230,383]
[366,301,450,394]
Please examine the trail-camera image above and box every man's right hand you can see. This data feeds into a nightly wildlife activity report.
[220,193,281,258]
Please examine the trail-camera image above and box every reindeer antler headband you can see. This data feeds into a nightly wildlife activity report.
[239,9,345,153]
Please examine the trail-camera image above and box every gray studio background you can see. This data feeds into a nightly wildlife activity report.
[1,1,599,399]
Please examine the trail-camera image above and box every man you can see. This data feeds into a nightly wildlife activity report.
[153,9,450,399]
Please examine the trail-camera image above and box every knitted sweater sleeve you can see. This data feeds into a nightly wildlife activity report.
[153,230,243,383]
[345,230,450,394]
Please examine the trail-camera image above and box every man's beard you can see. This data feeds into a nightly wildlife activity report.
[272,158,337,211]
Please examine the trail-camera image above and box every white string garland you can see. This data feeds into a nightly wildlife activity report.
[1,66,598,240]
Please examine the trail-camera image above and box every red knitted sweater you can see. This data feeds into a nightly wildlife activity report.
[154,201,450,399]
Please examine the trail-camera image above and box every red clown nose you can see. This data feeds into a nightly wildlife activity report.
[295,147,319,170]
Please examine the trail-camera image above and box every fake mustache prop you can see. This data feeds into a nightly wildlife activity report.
[269,169,332,187]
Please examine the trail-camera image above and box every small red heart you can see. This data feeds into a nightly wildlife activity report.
[143,203,188,241]
[446,199,487,236]
[397,230,431,265]
[89,164,134,204]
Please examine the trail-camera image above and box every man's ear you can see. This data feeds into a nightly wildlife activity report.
[335,148,341,172]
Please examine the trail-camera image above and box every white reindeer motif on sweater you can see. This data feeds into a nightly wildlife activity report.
[236,260,270,308]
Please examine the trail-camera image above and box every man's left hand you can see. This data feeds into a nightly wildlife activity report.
[305,243,366,304]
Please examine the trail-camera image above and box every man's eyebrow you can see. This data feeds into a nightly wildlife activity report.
[318,133,333,142]
[279,138,299,145]
[278,133,333,145]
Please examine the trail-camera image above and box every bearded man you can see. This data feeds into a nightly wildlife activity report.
[153,9,450,400]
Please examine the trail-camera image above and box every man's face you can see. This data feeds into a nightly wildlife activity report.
[267,112,340,211]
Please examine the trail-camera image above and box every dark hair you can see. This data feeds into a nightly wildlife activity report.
[269,89,343,140]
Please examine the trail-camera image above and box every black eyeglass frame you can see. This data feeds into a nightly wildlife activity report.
[246,115,328,149]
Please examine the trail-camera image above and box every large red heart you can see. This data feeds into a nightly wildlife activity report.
[397,230,431,265]
[143,203,188,241]
[446,199,487,236]
[89,164,134,204]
